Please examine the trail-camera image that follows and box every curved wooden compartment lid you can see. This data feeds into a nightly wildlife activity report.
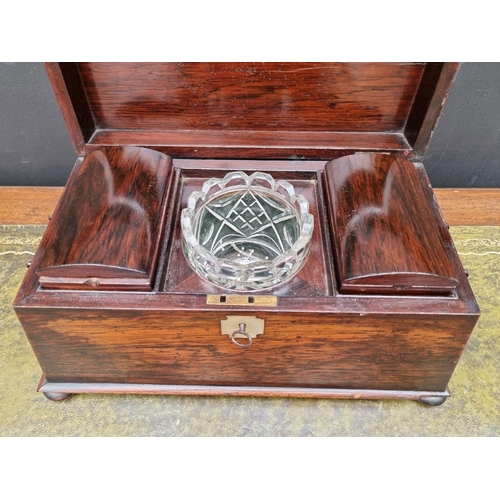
[37,146,172,291]
[324,153,458,295]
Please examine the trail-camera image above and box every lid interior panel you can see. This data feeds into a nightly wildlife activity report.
[46,62,459,159]
[76,62,426,133]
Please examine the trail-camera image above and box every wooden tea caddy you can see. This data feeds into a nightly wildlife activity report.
[14,63,480,405]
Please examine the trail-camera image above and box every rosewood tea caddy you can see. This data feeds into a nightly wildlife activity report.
[14,63,479,405]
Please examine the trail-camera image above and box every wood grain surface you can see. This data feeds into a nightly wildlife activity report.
[436,189,500,226]
[35,147,172,290]
[324,153,458,294]
[86,129,410,160]
[18,308,476,392]
[77,63,425,132]
[7,63,485,402]
[13,155,479,398]
[37,377,450,401]
[404,63,460,156]
[1,187,498,226]
[44,63,91,155]
[44,62,458,159]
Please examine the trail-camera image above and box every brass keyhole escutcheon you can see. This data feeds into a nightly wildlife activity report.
[231,323,252,348]
[220,316,264,347]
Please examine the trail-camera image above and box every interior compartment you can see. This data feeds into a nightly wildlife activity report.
[13,63,480,403]
[160,166,334,297]
[36,146,173,291]
[324,153,459,295]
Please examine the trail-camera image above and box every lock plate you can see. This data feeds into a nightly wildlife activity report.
[220,316,265,339]
[207,294,277,307]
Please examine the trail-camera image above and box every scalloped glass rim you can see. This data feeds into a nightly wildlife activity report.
[181,171,314,291]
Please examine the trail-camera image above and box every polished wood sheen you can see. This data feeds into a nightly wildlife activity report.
[324,153,458,294]
[18,308,476,392]
[44,63,91,156]
[36,377,450,404]
[77,63,424,132]
[404,63,459,156]
[44,63,459,160]
[12,62,480,405]
[37,146,172,290]
[3,187,499,226]
[14,156,479,402]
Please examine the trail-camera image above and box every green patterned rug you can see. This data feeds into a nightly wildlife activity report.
[1,225,499,436]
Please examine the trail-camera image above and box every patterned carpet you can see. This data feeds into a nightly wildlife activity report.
[1,225,499,436]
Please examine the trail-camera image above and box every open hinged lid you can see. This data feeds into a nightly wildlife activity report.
[38,63,461,295]
[45,62,459,161]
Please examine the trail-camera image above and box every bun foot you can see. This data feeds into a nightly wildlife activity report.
[418,395,447,407]
[43,391,73,401]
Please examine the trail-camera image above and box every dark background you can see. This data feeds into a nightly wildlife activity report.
[0,62,499,188]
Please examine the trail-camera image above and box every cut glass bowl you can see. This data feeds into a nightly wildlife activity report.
[181,171,314,291]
